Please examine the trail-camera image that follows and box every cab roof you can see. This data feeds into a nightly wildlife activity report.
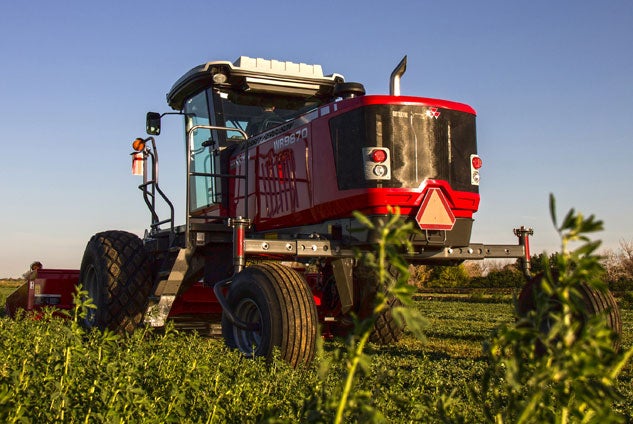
[167,56,345,110]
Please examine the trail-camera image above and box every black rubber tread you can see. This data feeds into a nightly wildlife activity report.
[578,282,622,337]
[517,276,543,317]
[354,264,403,345]
[369,295,403,344]
[79,230,152,334]
[518,273,622,346]
[222,263,318,367]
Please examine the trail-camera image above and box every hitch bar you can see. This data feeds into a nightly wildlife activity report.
[403,227,534,277]
[217,222,534,330]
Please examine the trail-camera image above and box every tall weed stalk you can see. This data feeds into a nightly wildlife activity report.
[473,194,633,423]
[305,206,427,423]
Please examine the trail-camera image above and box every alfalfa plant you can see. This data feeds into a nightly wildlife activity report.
[304,206,428,423]
[474,194,633,423]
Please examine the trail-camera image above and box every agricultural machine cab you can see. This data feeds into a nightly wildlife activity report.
[61,55,621,366]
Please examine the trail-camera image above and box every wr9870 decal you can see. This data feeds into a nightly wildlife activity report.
[273,127,309,152]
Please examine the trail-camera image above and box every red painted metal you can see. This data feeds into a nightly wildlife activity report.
[340,94,477,115]
[5,268,223,321]
[224,94,481,232]
[168,283,222,316]
[33,269,79,310]
[4,269,79,318]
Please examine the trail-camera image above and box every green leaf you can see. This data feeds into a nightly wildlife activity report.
[549,193,558,228]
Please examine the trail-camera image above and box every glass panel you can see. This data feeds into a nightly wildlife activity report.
[184,91,217,211]
[217,89,321,137]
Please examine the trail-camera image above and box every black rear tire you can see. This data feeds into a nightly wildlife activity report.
[222,263,318,367]
[518,273,622,348]
[79,230,152,333]
[354,265,403,345]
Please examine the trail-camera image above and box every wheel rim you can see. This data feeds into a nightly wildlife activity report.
[232,298,263,355]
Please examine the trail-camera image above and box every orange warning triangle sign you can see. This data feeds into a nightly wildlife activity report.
[415,188,456,230]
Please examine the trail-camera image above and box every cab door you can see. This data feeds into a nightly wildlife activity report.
[184,90,223,213]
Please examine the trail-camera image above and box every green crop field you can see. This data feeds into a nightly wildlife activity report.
[0,280,22,310]
[1,292,631,422]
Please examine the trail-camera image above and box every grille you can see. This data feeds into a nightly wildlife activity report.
[330,104,478,193]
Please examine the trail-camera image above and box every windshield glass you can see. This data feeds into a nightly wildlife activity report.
[217,89,321,136]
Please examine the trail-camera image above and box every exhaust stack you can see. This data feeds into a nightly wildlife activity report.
[389,55,407,96]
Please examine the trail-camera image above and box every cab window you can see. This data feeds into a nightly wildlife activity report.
[217,89,320,136]
[185,90,221,210]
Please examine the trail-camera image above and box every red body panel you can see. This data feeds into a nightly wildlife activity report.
[5,269,338,332]
[4,269,79,318]
[33,269,79,310]
[4,270,223,320]
[345,94,477,115]
[228,95,480,232]
[169,283,222,316]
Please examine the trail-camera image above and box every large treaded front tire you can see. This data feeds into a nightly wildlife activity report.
[79,230,152,333]
[222,263,318,367]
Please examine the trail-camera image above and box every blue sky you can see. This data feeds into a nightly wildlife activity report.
[1,0,632,277]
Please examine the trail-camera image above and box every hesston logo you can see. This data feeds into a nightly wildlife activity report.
[415,188,455,230]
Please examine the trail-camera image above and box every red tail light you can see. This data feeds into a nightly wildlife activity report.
[471,156,483,169]
[371,149,387,163]
[362,147,391,180]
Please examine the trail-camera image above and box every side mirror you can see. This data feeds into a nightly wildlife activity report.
[146,112,162,135]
